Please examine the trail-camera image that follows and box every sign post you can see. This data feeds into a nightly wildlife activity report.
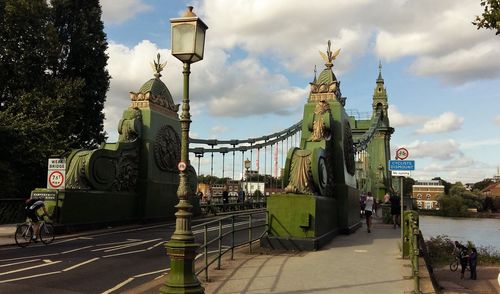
[390,148,415,257]
[47,158,66,190]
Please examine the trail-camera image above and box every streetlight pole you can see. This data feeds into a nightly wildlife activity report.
[161,6,207,294]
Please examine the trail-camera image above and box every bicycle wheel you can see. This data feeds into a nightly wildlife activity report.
[15,224,33,248]
[39,223,55,244]
[449,260,459,272]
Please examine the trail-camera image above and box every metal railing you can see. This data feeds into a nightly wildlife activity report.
[199,200,266,215]
[194,210,267,281]
[404,210,420,294]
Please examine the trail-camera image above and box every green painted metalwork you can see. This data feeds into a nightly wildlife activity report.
[351,63,394,201]
[31,56,201,225]
[265,41,361,250]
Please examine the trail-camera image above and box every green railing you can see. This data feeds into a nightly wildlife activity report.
[403,210,420,294]
[194,210,267,282]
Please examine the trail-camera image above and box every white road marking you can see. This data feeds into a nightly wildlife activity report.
[102,249,146,258]
[77,237,94,240]
[146,241,165,250]
[92,239,161,252]
[354,249,368,253]
[62,257,100,272]
[0,259,40,268]
[0,271,61,284]
[101,277,134,294]
[95,239,141,247]
[61,245,94,254]
[0,260,61,276]
[133,268,169,278]
[0,253,58,263]
[102,268,171,294]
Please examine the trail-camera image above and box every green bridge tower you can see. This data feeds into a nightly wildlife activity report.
[351,62,394,201]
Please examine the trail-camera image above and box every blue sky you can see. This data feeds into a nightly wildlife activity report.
[100,0,500,184]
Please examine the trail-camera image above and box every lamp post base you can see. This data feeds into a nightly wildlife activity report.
[160,240,204,294]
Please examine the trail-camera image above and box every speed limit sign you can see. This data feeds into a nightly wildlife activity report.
[48,170,65,189]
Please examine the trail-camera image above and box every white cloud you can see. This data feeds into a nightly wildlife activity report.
[100,0,151,25]
[388,105,427,127]
[461,138,500,149]
[211,125,229,137]
[495,115,500,125]
[415,112,463,134]
[406,139,462,160]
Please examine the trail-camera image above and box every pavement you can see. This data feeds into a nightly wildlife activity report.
[1,217,430,294]
[0,224,16,246]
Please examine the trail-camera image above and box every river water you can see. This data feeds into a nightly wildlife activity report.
[419,215,500,250]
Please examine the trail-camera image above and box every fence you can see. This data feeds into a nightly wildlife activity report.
[403,210,420,294]
[194,210,267,281]
[200,199,266,215]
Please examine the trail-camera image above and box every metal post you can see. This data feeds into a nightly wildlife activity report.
[217,220,222,270]
[248,214,253,253]
[204,225,208,282]
[162,62,203,294]
[401,176,404,257]
[231,215,235,260]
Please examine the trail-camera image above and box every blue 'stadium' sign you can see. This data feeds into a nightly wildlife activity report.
[388,160,415,171]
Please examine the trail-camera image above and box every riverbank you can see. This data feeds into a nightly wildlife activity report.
[434,266,500,294]
[417,210,500,219]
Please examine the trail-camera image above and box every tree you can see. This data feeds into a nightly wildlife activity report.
[51,0,110,148]
[0,0,109,198]
[473,0,500,36]
[472,178,494,191]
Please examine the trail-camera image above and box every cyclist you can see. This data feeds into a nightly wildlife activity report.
[24,198,50,242]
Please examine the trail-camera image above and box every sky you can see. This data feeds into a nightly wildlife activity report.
[99,0,500,184]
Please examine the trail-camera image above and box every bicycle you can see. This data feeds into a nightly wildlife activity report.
[449,255,470,272]
[15,216,55,247]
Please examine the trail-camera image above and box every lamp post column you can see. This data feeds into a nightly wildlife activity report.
[161,62,204,294]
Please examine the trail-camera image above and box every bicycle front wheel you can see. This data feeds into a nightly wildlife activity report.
[449,260,459,272]
[39,223,55,244]
[15,224,33,247]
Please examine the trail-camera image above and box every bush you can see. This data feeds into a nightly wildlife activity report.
[425,234,500,266]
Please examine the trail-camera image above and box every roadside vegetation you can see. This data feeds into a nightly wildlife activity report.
[425,235,500,266]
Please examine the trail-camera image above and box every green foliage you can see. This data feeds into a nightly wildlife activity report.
[472,178,494,191]
[0,0,109,198]
[425,235,500,266]
[473,0,500,36]
[438,194,468,217]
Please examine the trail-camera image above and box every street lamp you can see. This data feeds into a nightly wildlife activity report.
[161,6,207,294]
[244,158,251,198]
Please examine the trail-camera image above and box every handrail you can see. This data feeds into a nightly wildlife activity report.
[404,210,420,294]
[195,210,268,281]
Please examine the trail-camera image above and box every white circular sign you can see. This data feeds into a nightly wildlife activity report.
[178,161,187,172]
[48,170,64,188]
[396,147,409,160]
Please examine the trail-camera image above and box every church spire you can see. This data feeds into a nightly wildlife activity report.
[377,60,384,83]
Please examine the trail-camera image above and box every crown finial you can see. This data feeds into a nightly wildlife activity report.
[319,40,341,69]
[150,53,167,78]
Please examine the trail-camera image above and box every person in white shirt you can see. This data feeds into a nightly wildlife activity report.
[364,192,374,233]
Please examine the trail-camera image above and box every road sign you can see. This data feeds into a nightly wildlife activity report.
[396,147,409,160]
[391,170,411,177]
[47,158,66,189]
[388,160,415,171]
[48,170,65,189]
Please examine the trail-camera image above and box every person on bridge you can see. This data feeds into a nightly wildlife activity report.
[389,194,401,229]
[24,198,50,242]
[364,192,375,233]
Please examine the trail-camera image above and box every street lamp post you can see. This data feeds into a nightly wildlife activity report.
[161,6,207,294]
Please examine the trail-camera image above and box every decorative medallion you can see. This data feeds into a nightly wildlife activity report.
[343,121,356,175]
[154,125,181,172]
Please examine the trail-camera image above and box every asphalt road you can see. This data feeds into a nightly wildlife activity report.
[0,211,266,293]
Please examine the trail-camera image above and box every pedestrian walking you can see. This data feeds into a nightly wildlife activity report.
[389,194,401,229]
[364,192,374,233]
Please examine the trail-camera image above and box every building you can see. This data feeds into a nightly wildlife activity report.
[412,180,444,210]
[241,181,265,197]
